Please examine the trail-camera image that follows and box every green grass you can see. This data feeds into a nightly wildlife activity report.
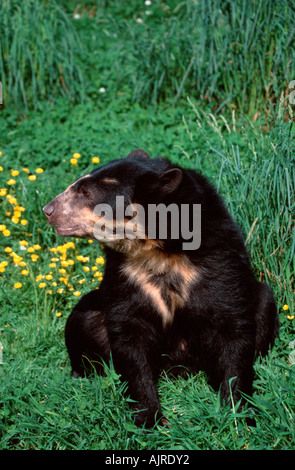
[0,0,295,451]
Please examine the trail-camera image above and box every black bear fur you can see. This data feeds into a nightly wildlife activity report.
[43,150,279,427]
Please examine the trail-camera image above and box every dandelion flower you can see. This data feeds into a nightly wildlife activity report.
[0,225,6,231]
[73,153,81,159]
[92,157,100,164]
[46,274,53,281]
[7,179,16,185]
[0,189,7,196]
[3,229,11,236]
[283,304,289,311]
[5,247,12,253]
[22,168,30,173]
[11,170,19,176]
[39,282,46,288]
[28,175,36,181]
[21,270,29,276]
[56,312,62,317]
[73,291,81,297]
[35,168,43,174]
[20,219,27,226]
[83,266,90,272]
[49,263,56,268]
[287,315,294,320]
[14,282,22,289]
[31,254,39,262]
[70,158,77,165]
[33,244,41,250]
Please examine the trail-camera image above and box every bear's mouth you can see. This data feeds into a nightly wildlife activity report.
[55,224,87,236]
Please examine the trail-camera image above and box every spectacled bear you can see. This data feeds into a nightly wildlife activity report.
[43,149,279,427]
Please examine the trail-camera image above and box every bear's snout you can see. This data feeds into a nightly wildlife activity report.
[43,201,55,218]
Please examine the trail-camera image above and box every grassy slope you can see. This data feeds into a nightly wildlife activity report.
[0,0,295,450]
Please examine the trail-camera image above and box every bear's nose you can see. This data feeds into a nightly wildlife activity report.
[43,203,54,217]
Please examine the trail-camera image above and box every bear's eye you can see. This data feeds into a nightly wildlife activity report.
[82,189,90,197]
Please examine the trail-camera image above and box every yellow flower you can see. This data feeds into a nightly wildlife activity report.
[92,157,100,164]
[18,261,27,267]
[78,279,86,284]
[31,254,39,262]
[73,291,81,297]
[33,244,41,250]
[61,260,69,267]
[11,170,19,176]
[21,270,29,276]
[3,229,11,236]
[8,197,17,205]
[49,263,56,268]
[0,261,8,267]
[51,282,57,287]
[283,304,289,311]
[14,282,22,289]
[92,266,98,271]
[88,239,93,243]
[0,189,7,196]
[39,282,46,288]
[46,274,53,281]
[73,153,81,159]
[287,315,295,320]
[28,175,36,181]
[35,168,43,174]
[12,255,22,264]
[27,247,35,253]
[57,288,64,294]
[0,266,5,273]
[22,168,30,173]
[7,179,16,185]
[11,216,19,224]
[0,225,6,231]
[0,151,2,156]
[5,247,12,253]
[14,210,21,217]
[0,166,3,171]
[59,268,66,274]
[70,158,77,165]
[83,266,90,272]
[96,256,105,264]
[56,312,62,317]
[20,219,27,226]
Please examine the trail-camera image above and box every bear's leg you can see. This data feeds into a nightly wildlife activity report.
[255,282,279,357]
[65,306,110,377]
[108,318,165,428]
[211,339,255,409]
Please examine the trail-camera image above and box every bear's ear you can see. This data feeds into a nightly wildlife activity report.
[158,168,183,193]
[125,149,150,159]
